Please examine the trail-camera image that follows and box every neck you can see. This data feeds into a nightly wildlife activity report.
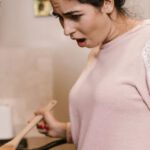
[104,14,141,44]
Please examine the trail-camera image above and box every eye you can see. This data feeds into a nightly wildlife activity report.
[69,14,82,21]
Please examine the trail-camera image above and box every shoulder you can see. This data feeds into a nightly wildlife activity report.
[142,19,150,25]
[138,19,150,34]
[131,20,150,53]
[133,19,150,39]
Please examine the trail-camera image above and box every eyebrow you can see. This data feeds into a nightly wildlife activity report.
[52,10,81,17]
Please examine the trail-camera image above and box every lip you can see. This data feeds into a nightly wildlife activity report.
[71,37,87,47]
[71,37,85,40]
[76,39,87,47]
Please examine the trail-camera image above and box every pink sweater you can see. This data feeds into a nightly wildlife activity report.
[69,20,150,150]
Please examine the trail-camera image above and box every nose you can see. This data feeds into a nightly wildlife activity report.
[63,20,76,36]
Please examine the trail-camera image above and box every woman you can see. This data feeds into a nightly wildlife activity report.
[35,0,150,149]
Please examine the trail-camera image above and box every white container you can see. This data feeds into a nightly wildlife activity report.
[0,104,14,139]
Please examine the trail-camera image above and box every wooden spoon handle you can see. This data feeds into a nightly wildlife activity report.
[12,100,57,146]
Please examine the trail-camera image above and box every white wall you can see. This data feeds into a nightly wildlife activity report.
[125,0,150,19]
[0,0,63,47]
[0,47,53,136]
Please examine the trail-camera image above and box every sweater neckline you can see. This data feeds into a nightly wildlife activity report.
[101,19,150,50]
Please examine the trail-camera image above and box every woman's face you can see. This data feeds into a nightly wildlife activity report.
[51,0,113,48]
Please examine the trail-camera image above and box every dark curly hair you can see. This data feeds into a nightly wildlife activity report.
[78,0,126,14]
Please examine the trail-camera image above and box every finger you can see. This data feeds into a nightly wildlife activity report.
[36,120,45,128]
[38,129,48,134]
[28,108,46,124]
[38,128,51,137]
[37,122,50,131]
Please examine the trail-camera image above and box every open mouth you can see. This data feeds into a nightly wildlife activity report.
[77,38,86,42]
[76,38,87,47]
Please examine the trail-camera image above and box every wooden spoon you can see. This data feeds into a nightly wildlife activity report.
[0,100,57,150]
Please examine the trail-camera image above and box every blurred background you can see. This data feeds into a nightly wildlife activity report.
[0,0,150,149]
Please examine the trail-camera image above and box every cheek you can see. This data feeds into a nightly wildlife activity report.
[79,21,97,36]
[79,15,104,36]
[88,18,109,39]
[80,21,101,38]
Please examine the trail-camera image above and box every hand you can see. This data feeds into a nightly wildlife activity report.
[34,106,67,139]
[36,119,50,136]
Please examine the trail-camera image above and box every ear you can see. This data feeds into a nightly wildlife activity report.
[101,0,114,14]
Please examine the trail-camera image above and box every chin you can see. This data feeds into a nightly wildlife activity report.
[87,44,100,48]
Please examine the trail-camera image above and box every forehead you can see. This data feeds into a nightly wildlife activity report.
[50,0,81,12]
